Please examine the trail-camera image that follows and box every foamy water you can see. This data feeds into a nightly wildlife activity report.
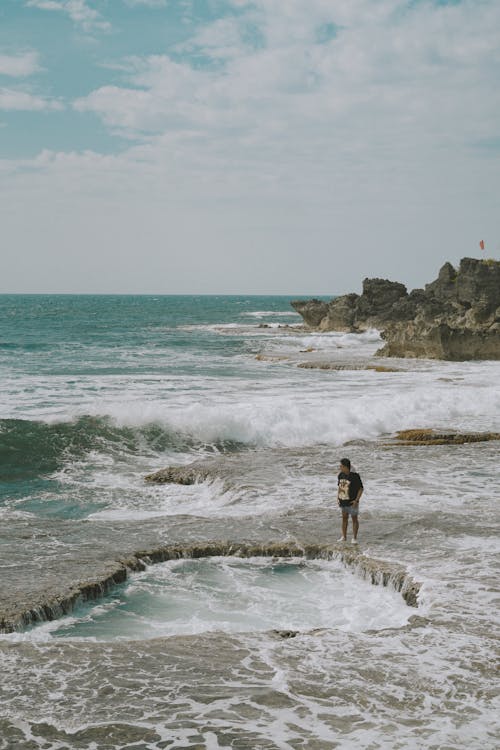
[5,557,412,643]
[0,295,499,749]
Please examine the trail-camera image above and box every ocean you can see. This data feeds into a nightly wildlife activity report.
[0,294,499,749]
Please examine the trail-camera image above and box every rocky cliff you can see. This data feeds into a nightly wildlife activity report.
[291,258,500,360]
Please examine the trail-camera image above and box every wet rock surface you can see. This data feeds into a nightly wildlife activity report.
[291,258,500,360]
[144,462,217,485]
[0,514,420,633]
[297,362,401,371]
[4,438,495,633]
[393,428,500,445]
[2,618,497,750]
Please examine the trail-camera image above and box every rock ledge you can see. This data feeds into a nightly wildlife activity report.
[0,542,420,633]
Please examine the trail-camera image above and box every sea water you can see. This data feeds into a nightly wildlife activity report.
[0,295,499,749]
[14,558,412,642]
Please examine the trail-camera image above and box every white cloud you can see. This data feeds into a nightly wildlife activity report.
[0,87,63,111]
[74,0,500,145]
[26,0,110,32]
[177,17,252,61]
[74,56,212,134]
[124,0,168,6]
[2,0,499,292]
[0,51,41,77]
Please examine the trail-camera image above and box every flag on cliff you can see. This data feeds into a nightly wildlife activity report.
[479,240,485,250]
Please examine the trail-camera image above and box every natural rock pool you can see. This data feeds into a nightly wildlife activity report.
[21,557,413,641]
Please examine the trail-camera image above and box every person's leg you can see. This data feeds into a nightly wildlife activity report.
[340,511,348,540]
[352,513,359,540]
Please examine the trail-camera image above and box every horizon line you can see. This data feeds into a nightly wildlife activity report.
[0,291,336,298]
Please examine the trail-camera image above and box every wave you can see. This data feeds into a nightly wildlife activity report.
[0,417,246,481]
[43,375,499,449]
[2,369,498,482]
[0,341,50,351]
[177,321,300,334]
[240,311,301,318]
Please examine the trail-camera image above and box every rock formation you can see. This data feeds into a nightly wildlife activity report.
[291,258,500,360]
[0,541,421,632]
[145,463,215,485]
[392,429,500,445]
[291,298,330,328]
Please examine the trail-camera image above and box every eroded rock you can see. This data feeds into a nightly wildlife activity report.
[297,362,400,372]
[290,298,330,328]
[393,429,500,445]
[144,463,216,485]
[0,540,422,633]
[377,321,500,360]
[291,258,500,360]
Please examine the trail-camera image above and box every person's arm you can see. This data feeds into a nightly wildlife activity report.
[352,476,363,505]
[353,487,363,505]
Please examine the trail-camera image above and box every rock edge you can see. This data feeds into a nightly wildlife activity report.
[0,542,421,633]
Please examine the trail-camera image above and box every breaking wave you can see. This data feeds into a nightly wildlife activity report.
[0,417,245,481]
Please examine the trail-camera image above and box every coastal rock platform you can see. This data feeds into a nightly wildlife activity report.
[392,428,500,446]
[0,513,420,633]
[2,439,498,749]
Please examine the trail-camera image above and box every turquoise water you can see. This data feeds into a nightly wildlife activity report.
[2,293,499,526]
[0,294,306,517]
[0,294,302,376]
[37,557,411,641]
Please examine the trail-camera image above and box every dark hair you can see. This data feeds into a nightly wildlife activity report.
[340,458,351,470]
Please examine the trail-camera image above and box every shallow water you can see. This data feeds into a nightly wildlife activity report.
[12,557,411,642]
[0,295,499,749]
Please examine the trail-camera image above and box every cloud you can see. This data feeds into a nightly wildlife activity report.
[123,0,168,6]
[54,0,500,229]
[2,0,499,292]
[26,0,110,32]
[73,0,500,157]
[0,51,41,77]
[0,87,63,111]
[73,56,212,134]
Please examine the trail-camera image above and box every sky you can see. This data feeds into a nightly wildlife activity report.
[0,0,499,294]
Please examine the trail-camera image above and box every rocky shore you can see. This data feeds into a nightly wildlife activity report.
[0,528,420,633]
[292,258,500,360]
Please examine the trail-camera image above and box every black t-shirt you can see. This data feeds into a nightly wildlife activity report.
[337,471,363,507]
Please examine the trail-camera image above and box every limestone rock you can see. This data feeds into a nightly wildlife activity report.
[424,261,458,303]
[320,293,359,331]
[144,464,214,484]
[291,258,500,360]
[356,278,408,324]
[456,257,500,311]
[377,321,500,360]
[290,298,330,328]
[393,428,500,445]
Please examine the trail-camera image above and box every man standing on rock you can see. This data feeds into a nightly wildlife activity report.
[337,458,363,544]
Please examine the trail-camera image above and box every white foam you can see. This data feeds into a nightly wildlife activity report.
[87,478,237,520]
[2,358,499,447]
[240,310,301,318]
[16,557,412,642]
[2,306,500,750]
[89,375,500,447]
[178,321,296,335]
[274,328,383,349]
